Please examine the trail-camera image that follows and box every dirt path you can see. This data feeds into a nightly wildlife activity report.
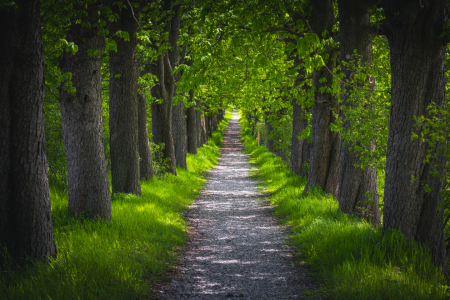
[156,112,312,299]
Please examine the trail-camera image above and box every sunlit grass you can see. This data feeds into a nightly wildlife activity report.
[0,110,232,300]
[240,116,448,300]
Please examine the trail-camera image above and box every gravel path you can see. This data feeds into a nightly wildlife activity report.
[156,112,311,299]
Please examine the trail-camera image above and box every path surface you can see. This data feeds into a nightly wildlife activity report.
[157,112,309,299]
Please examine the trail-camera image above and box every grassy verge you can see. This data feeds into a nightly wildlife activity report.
[239,116,448,300]
[0,110,232,300]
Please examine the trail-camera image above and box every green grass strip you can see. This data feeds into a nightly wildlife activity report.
[0,109,233,300]
[239,115,448,300]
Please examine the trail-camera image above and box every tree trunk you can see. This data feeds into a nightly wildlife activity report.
[196,100,202,147]
[291,57,311,177]
[151,100,161,145]
[206,114,212,138]
[264,110,276,154]
[109,1,141,195]
[137,77,154,180]
[381,0,448,270]
[186,89,198,154]
[151,53,177,175]
[168,8,187,169]
[0,0,56,263]
[211,114,218,132]
[59,4,111,220]
[291,98,310,176]
[172,100,187,168]
[199,106,208,146]
[305,0,340,198]
[337,0,380,226]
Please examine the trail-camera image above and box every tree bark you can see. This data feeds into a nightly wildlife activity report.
[137,73,154,180]
[149,0,177,175]
[168,7,187,169]
[381,0,449,270]
[0,0,57,263]
[196,100,202,147]
[151,100,161,145]
[264,110,276,154]
[305,0,340,198]
[109,0,141,195]
[205,114,212,138]
[337,0,381,226]
[172,100,187,168]
[199,103,208,146]
[291,99,310,176]
[59,4,111,220]
[291,57,311,177]
[186,89,198,154]
[211,113,218,132]
[151,53,177,175]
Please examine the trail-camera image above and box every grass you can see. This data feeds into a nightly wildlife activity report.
[0,109,233,300]
[239,116,449,300]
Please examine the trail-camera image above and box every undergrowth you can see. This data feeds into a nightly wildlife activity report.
[239,116,448,300]
[0,110,232,300]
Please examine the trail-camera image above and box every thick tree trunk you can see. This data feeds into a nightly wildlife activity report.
[186,90,198,154]
[337,0,380,226]
[109,1,141,195]
[382,0,448,269]
[138,79,154,180]
[0,0,56,263]
[59,4,111,220]
[305,0,340,198]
